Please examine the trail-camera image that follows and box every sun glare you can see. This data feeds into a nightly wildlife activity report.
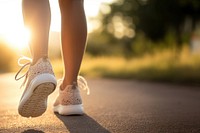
[0,0,29,50]
[3,28,30,50]
[0,0,114,50]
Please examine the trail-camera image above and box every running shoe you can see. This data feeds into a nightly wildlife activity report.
[53,76,89,115]
[15,56,57,117]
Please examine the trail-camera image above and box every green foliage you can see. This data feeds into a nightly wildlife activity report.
[51,46,200,84]
[80,47,200,84]
[98,0,200,43]
[87,30,179,58]
[87,32,113,56]
[87,0,200,57]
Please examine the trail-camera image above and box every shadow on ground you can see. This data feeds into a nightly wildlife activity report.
[55,113,110,133]
[21,129,44,133]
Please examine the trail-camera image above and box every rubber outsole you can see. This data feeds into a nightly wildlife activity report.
[18,74,56,117]
[53,104,84,115]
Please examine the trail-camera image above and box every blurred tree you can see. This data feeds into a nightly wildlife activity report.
[99,0,200,44]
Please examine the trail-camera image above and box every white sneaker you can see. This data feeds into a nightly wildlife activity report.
[15,57,57,117]
[53,76,89,115]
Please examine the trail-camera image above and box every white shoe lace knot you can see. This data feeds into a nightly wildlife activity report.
[58,76,90,95]
[77,76,90,95]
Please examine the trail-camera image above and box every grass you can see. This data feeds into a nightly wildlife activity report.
[7,46,200,85]
[52,46,200,84]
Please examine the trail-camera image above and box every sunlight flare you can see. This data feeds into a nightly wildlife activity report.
[0,0,115,50]
[4,28,30,50]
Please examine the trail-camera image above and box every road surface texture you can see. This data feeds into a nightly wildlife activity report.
[0,73,200,133]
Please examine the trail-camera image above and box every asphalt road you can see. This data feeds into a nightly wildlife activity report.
[0,73,200,133]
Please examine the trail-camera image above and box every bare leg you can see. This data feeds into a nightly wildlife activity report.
[22,0,51,64]
[59,0,87,89]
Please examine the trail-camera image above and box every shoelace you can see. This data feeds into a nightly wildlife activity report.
[77,76,90,95]
[58,76,90,95]
[15,56,90,95]
[15,56,32,88]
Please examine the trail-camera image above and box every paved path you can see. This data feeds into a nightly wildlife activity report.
[0,73,200,133]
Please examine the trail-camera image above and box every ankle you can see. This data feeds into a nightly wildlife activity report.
[61,79,77,90]
[32,55,48,65]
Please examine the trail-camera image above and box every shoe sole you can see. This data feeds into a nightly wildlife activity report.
[53,104,84,115]
[18,74,57,117]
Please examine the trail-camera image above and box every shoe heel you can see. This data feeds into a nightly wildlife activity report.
[54,104,84,115]
[18,82,56,117]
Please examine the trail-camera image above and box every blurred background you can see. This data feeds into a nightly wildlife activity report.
[0,0,200,84]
